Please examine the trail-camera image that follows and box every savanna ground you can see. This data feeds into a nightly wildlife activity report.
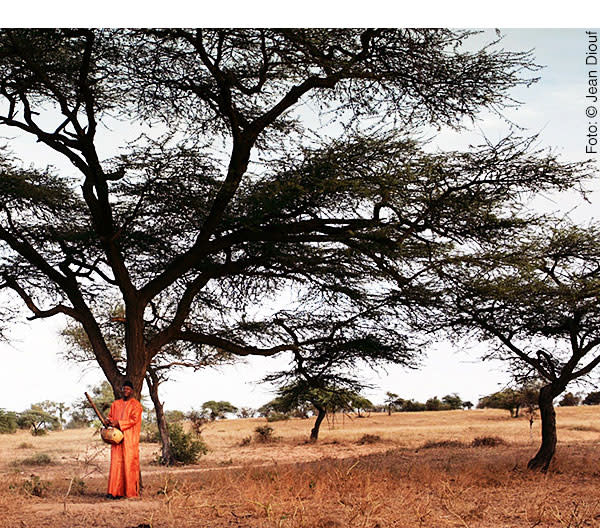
[1,407,600,528]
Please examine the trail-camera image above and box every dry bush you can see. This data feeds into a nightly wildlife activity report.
[568,425,600,432]
[420,439,466,449]
[254,424,275,443]
[357,434,381,444]
[15,453,53,466]
[471,435,508,447]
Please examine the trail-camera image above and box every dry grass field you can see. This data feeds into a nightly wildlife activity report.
[1,406,600,527]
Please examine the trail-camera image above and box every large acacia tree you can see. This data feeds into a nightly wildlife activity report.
[0,29,584,398]
[440,222,600,471]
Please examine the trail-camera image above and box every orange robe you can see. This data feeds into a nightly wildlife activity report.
[107,398,143,498]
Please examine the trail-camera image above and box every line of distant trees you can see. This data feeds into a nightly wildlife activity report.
[4,382,600,439]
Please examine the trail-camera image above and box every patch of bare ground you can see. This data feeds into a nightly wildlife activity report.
[1,407,600,527]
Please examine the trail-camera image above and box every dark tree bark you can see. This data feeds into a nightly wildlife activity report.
[146,369,175,466]
[527,384,560,472]
[310,403,326,442]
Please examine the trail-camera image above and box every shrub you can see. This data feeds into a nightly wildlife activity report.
[23,475,50,497]
[67,477,87,496]
[20,453,53,465]
[169,423,208,464]
[17,442,33,449]
[357,434,381,444]
[254,425,275,443]
[420,440,466,449]
[240,435,252,446]
[31,428,48,436]
[471,436,507,447]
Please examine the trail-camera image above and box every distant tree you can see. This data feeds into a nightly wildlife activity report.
[399,399,427,412]
[442,224,600,471]
[267,381,370,441]
[236,407,255,419]
[201,400,238,421]
[351,394,374,418]
[0,409,17,433]
[35,400,70,430]
[558,392,580,406]
[17,407,59,436]
[384,392,399,416]
[462,401,474,410]
[442,393,463,410]
[164,410,186,423]
[425,396,446,411]
[477,385,539,418]
[583,391,600,405]
[73,381,115,421]
[66,409,92,429]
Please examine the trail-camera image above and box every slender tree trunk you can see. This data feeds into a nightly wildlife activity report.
[527,384,559,472]
[310,404,326,442]
[146,369,175,466]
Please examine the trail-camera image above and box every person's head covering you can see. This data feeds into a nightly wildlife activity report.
[122,379,134,389]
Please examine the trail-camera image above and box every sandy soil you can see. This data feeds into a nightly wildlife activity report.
[1,407,599,527]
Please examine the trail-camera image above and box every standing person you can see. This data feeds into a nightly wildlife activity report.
[105,380,143,499]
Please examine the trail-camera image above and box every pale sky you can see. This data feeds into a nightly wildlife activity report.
[1,28,599,414]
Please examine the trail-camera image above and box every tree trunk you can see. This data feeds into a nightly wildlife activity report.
[310,404,326,442]
[527,384,558,472]
[146,369,175,466]
[124,306,148,398]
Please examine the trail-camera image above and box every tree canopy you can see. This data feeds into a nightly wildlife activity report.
[0,29,587,404]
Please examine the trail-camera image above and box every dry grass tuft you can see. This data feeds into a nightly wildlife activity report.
[357,433,381,444]
[471,435,508,447]
[14,453,53,466]
[420,439,466,449]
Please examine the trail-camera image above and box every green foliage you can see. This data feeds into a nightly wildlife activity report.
[201,400,238,421]
[442,394,463,410]
[0,409,17,433]
[17,407,59,435]
[66,409,92,429]
[265,412,290,422]
[164,410,186,423]
[478,387,530,417]
[425,396,446,411]
[168,423,208,465]
[397,399,427,412]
